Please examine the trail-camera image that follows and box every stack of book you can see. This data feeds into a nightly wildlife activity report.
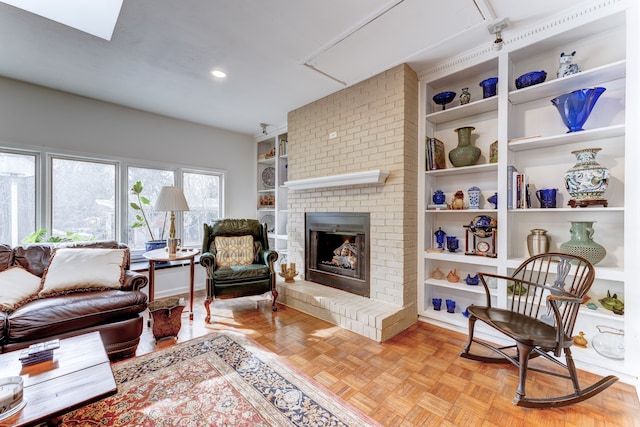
[426,138,446,171]
[19,339,59,366]
[508,165,531,209]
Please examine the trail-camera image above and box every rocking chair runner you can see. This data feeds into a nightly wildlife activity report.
[460,253,618,408]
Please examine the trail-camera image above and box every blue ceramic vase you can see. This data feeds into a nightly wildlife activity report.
[432,189,446,204]
[550,87,606,132]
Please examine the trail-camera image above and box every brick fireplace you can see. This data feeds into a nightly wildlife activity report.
[276,64,418,341]
[305,212,370,297]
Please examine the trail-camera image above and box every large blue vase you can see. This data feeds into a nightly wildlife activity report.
[550,87,606,132]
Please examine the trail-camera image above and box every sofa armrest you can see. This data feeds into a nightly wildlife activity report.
[122,270,148,291]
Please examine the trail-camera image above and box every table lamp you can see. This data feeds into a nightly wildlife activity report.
[154,186,190,255]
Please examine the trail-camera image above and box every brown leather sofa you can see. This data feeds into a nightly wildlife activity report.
[0,240,148,360]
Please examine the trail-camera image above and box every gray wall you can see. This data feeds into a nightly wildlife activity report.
[0,76,256,218]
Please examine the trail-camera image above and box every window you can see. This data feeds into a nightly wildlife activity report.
[183,171,221,247]
[51,157,116,241]
[1,147,224,250]
[0,152,36,245]
[127,167,174,250]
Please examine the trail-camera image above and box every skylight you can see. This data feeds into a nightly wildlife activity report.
[0,0,123,40]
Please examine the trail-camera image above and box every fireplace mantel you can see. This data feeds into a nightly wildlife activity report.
[284,169,389,191]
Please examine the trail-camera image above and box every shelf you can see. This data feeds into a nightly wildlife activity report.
[425,162,497,177]
[508,60,626,105]
[258,157,276,164]
[426,208,497,214]
[284,169,389,190]
[425,278,497,296]
[258,189,275,193]
[508,206,624,213]
[424,251,499,267]
[571,345,625,372]
[426,96,498,124]
[508,124,625,152]
[505,257,625,282]
[579,303,624,321]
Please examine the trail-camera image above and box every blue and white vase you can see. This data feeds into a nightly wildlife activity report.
[467,186,481,209]
[564,148,608,201]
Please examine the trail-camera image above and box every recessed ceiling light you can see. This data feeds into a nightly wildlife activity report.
[211,70,227,78]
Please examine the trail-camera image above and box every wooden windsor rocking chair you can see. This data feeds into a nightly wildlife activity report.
[459,252,618,408]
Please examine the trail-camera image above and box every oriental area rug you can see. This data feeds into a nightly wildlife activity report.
[61,333,380,426]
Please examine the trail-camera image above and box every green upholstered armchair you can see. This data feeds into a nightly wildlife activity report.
[200,219,278,323]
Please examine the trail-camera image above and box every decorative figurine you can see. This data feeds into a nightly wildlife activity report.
[598,291,624,315]
[573,331,588,348]
[446,269,459,283]
[431,267,445,280]
[451,190,465,210]
[465,274,479,285]
[557,51,581,78]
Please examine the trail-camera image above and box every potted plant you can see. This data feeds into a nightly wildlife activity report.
[21,229,93,243]
[130,180,167,251]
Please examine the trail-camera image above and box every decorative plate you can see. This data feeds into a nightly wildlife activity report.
[261,166,275,188]
[261,214,275,233]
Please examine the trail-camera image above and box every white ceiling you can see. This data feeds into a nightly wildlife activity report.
[0,0,586,136]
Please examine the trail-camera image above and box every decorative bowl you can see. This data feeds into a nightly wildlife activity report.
[515,71,547,89]
[432,91,456,110]
[550,87,606,132]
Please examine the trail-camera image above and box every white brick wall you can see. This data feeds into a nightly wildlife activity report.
[282,64,419,341]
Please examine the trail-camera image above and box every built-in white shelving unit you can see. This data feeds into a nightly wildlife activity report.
[256,128,289,264]
[417,0,638,387]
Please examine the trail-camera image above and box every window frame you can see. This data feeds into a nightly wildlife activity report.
[1,145,225,251]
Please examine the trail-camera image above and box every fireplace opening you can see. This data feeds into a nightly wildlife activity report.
[305,212,370,297]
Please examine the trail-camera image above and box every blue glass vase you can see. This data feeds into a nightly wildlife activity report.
[550,87,606,132]
[479,77,498,98]
[434,227,446,249]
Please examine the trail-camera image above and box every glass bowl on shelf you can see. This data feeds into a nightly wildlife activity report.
[515,70,547,89]
[432,91,456,110]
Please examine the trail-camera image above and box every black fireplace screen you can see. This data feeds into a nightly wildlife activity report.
[305,213,370,297]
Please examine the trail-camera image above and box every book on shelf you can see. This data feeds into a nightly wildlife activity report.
[511,170,531,209]
[507,165,517,209]
[426,138,446,171]
[279,139,288,156]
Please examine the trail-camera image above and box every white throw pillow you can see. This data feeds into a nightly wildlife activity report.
[40,248,126,297]
[0,266,42,311]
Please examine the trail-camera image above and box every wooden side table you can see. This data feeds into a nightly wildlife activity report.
[143,248,199,320]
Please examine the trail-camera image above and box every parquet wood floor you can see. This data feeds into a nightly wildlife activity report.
[137,291,640,426]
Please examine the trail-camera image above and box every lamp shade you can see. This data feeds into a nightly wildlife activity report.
[154,186,190,211]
